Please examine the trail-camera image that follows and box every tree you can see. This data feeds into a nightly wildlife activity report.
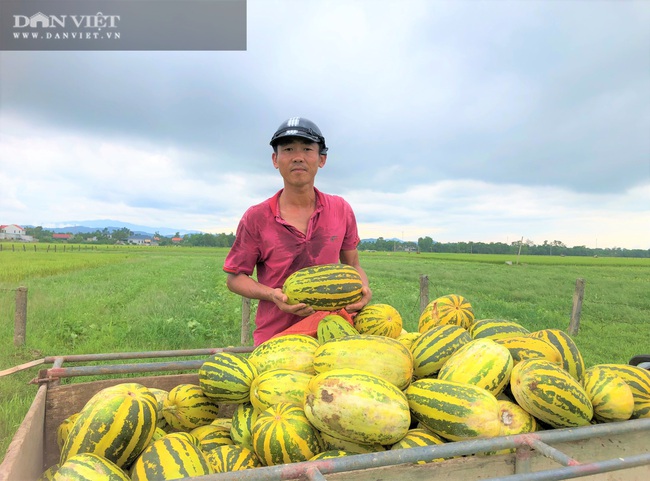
[418,236,434,252]
[111,227,132,242]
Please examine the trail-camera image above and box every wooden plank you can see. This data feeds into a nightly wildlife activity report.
[0,384,46,481]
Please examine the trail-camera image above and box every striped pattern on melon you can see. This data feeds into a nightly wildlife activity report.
[38,464,60,480]
[319,431,385,454]
[60,383,157,468]
[230,403,258,452]
[304,368,411,445]
[199,352,257,404]
[162,384,220,431]
[249,369,313,412]
[405,379,501,441]
[131,435,213,480]
[529,329,586,382]
[411,325,472,379]
[204,444,261,473]
[191,425,234,451]
[57,413,79,452]
[313,334,414,390]
[353,304,403,338]
[469,319,530,340]
[309,450,353,460]
[54,453,129,481]
[494,335,563,365]
[248,334,319,375]
[317,314,358,343]
[591,364,650,419]
[437,338,513,396]
[252,402,323,466]
[390,428,447,463]
[282,263,363,311]
[419,294,474,332]
[147,388,170,430]
[510,359,593,428]
[583,366,634,422]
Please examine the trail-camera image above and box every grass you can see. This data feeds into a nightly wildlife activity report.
[1,247,648,462]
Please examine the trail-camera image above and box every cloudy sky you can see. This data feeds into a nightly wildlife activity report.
[1,0,649,249]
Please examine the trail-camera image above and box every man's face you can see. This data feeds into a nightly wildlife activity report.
[272,138,326,186]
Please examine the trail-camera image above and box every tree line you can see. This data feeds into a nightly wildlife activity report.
[359,236,649,258]
[22,227,647,258]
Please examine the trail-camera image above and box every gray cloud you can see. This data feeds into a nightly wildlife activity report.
[1,0,649,247]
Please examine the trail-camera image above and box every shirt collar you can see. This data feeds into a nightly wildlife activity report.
[270,188,322,218]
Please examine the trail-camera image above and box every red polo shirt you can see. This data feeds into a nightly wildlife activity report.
[223,188,360,345]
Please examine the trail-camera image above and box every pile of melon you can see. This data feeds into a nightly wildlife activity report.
[42,293,650,480]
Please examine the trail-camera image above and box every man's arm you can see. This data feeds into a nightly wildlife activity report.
[225,273,315,316]
[339,249,372,312]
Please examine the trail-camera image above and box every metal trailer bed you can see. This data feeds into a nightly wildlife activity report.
[1,347,649,481]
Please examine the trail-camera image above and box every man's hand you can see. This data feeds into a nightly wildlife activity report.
[345,285,372,313]
[268,287,315,317]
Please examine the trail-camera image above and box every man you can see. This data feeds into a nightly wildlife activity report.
[223,117,372,345]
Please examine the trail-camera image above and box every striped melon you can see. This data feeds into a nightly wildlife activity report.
[438,338,513,396]
[317,314,358,343]
[130,435,213,480]
[529,329,586,382]
[353,303,403,338]
[304,368,411,445]
[164,431,201,447]
[162,384,220,431]
[60,383,157,468]
[198,352,257,404]
[230,403,258,452]
[590,364,650,419]
[510,359,593,428]
[494,335,563,365]
[53,453,129,481]
[210,418,233,430]
[497,400,538,435]
[419,294,474,332]
[397,331,421,350]
[479,400,538,455]
[204,444,261,473]
[199,429,234,452]
[309,450,353,460]
[282,263,363,310]
[248,334,319,375]
[312,334,414,390]
[405,379,501,441]
[319,431,385,454]
[583,366,634,422]
[149,427,167,446]
[57,412,79,452]
[39,464,60,481]
[390,428,447,463]
[147,388,170,431]
[410,325,472,379]
[249,368,313,411]
[468,319,530,340]
[252,402,323,466]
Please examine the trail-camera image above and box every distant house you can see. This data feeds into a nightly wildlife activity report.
[171,237,183,244]
[128,234,156,246]
[52,233,73,241]
[0,224,27,240]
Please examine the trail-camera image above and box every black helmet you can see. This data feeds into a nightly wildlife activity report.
[270,117,328,154]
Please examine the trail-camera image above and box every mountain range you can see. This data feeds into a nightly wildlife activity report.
[28,220,202,237]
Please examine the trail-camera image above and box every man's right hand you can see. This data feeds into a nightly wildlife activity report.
[268,287,315,317]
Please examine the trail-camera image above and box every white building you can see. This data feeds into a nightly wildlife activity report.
[0,224,27,240]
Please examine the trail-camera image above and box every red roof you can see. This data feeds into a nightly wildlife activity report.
[1,224,24,229]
